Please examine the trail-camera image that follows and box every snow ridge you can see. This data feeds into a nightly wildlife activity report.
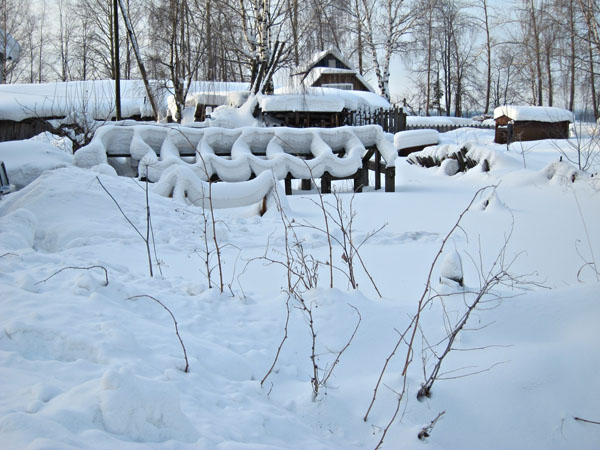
[74,124,397,183]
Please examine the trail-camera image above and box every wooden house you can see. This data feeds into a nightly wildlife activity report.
[494,105,573,144]
[293,49,374,93]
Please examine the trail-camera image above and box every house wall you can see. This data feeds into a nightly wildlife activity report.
[312,73,370,92]
[0,119,54,142]
[494,120,570,144]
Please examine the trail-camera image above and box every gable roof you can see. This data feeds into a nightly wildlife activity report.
[293,49,375,93]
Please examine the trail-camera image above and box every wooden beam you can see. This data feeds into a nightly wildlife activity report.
[321,172,331,193]
[375,151,381,190]
[285,173,292,195]
[385,166,395,192]
[353,169,364,193]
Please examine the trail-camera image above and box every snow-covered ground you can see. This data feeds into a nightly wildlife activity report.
[0,126,599,449]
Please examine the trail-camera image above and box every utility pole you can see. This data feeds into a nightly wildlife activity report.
[113,0,122,120]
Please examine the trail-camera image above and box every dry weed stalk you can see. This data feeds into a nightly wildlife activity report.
[35,265,109,286]
[364,186,494,425]
[418,411,446,440]
[127,294,189,373]
[366,186,507,449]
[257,183,362,399]
[173,128,225,292]
[301,190,384,297]
[417,226,531,400]
[97,175,159,277]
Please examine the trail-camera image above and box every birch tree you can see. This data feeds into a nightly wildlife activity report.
[360,0,415,100]
[233,0,290,94]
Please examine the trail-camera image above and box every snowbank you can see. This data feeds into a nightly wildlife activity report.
[0,126,599,450]
[0,138,73,189]
[394,129,439,150]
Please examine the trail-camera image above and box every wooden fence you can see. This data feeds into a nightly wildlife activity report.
[343,106,407,134]
[405,123,494,133]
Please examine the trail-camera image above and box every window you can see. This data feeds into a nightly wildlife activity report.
[322,83,353,90]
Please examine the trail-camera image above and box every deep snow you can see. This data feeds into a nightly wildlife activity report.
[0,126,599,450]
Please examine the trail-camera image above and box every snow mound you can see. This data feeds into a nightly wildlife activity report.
[154,166,276,208]
[394,129,439,150]
[407,141,497,173]
[99,368,199,442]
[439,250,464,287]
[542,161,581,184]
[0,208,37,251]
[0,139,73,189]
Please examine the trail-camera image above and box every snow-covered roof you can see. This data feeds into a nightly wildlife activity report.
[258,94,345,113]
[493,105,574,123]
[0,80,250,122]
[294,49,354,76]
[0,80,159,121]
[184,91,249,108]
[268,88,390,111]
[0,29,20,61]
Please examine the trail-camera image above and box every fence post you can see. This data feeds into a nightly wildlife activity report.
[375,151,382,190]
[321,172,331,193]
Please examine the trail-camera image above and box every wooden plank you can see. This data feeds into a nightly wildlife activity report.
[375,151,381,190]
[321,172,331,193]
[354,169,364,193]
[385,166,395,192]
[285,173,292,195]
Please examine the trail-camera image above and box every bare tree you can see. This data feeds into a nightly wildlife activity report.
[0,0,29,83]
[148,0,206,120]
[359,0,415,100]
[231,0,290,94]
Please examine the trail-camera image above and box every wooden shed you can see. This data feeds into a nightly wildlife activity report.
[494,105,573,144]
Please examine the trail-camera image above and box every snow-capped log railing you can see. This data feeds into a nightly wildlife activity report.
[74,123,398,193]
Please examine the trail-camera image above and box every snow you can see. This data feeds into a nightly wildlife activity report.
[0,123,599,450]
[0,80,158,122]
[267,88,390,111]
[73,123,397,198]
[494,105,574,123]
[394,129,439,150]
[0,133,73,189]
[258,94,346,112]
[407,116,475,126]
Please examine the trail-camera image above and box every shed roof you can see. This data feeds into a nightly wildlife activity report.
[493,105,573,123]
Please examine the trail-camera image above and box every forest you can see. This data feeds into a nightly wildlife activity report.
[1,0,600,119]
